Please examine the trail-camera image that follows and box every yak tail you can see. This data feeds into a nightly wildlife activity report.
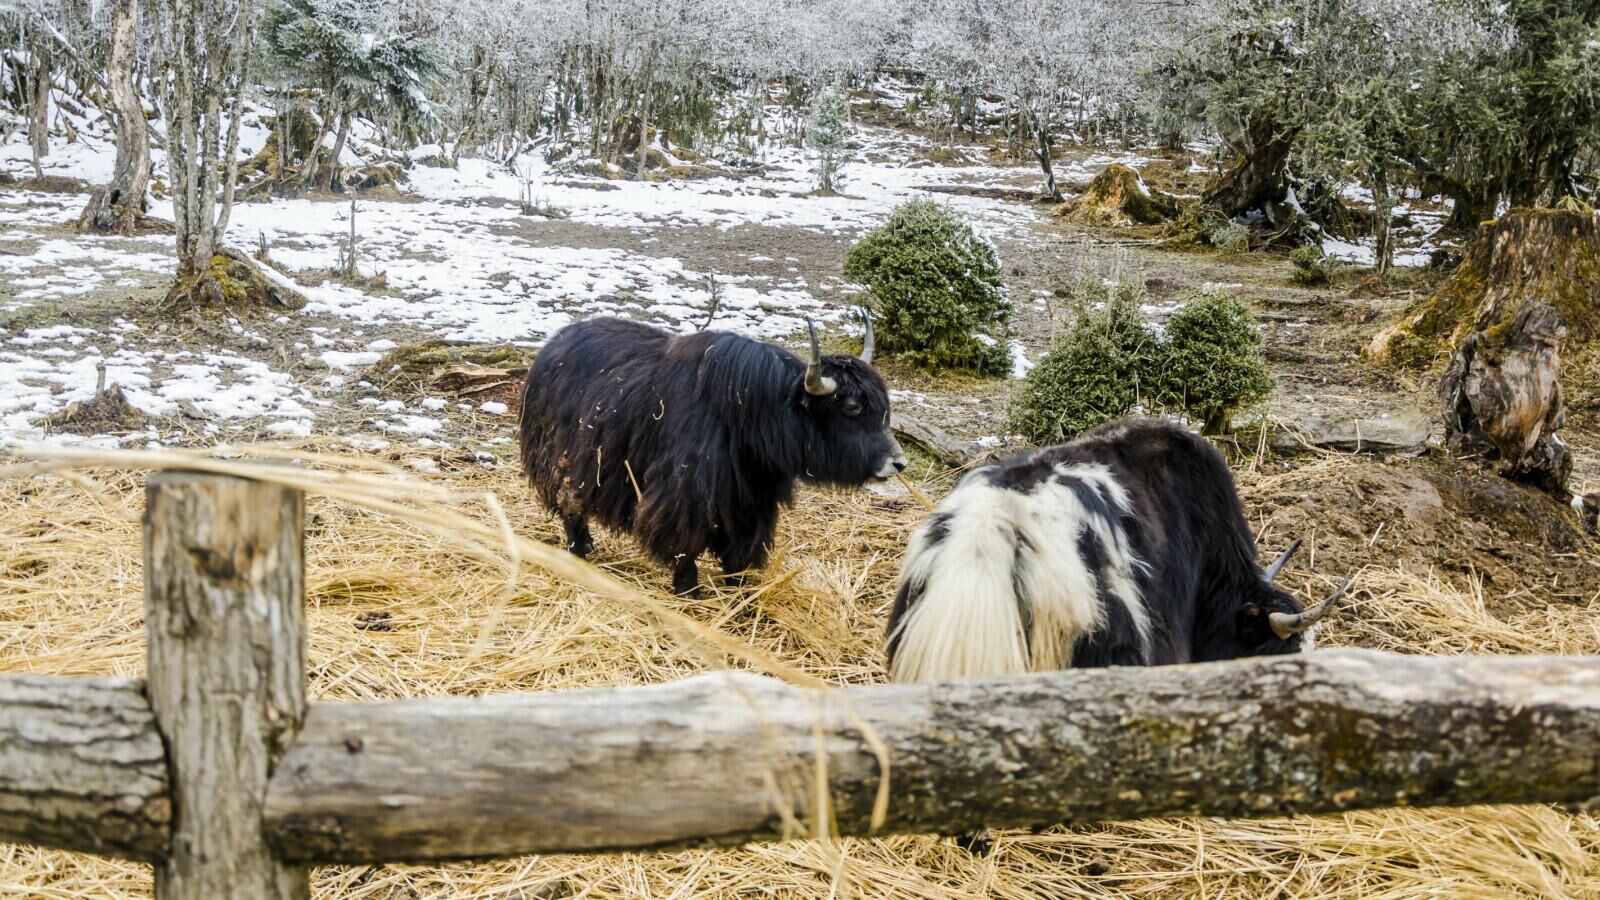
[887,468,1132,683]
[888,479,1035,683]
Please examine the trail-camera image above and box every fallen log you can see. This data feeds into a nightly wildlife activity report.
[8,652,1600,866]
[892,412,987,468]
[262,650,1600,863]
[915,183,1067,203]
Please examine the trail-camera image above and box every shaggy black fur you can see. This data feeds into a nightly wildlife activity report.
[887,417,1316,670]
[520,317,903,596]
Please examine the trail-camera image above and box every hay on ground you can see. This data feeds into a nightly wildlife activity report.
[1,443,1597,898]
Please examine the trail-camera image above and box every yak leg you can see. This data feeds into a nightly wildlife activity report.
[562,516,594,558]
[671,555,701,598]
[715,505,777,584]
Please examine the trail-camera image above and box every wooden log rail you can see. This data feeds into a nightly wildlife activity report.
[2,472,1599,894]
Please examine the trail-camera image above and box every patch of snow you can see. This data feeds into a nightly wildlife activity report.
[1009,340,1034,379]
[321,350,383,369]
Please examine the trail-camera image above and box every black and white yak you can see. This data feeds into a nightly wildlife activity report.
[520,314,907,596]
[886,417,1347,681]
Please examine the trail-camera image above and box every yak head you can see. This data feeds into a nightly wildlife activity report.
[1233,539,1351,657]
[793,312,907,485]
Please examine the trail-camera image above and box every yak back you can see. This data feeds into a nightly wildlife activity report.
[1032,418,1264,663]
[519,317,810,559]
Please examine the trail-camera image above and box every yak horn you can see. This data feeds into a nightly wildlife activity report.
[804,317,837,396]
[857,307,875,364]
[1263,539,1302,582]
[1269,574,1352,640]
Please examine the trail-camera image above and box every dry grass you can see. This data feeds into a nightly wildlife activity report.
[1,443,1597,899]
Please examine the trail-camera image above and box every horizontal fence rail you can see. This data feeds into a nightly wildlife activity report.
[1,472,1598,895]
[7,654,1600,867]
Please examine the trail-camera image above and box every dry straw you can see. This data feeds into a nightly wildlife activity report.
[2,443,1596,898]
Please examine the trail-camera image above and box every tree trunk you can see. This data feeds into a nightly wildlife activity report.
[78,0,149,235]
[144,472,309,900]
[29,40,49,178]
[1028,111,1060,202]
[1369,165,1394,277]
[0,676,170,861]
[298,93,331,193]
[634,41,658,181]
[167,0,198,277]
[165,0,259,301]
[325,108,352,192]
[1444,182,1495,235]
[892,411,987,469]
[1204,119,1297,221]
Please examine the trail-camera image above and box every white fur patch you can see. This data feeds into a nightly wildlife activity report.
[888,464,1149,683]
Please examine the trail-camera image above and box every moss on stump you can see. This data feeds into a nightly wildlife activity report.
[165,249,308,311]
[1370,209,1600,369]
[1058,164,1179,227]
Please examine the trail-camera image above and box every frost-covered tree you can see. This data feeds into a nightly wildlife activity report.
[808,84,847,193]
[157,0,264,297]
[1149,0,1599,255]
[262,0,434,191]
[914,0,1148,200]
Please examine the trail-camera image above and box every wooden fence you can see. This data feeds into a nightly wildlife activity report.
[2,471,1599,898]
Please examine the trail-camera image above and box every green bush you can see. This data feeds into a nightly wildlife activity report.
[843,200,1012,375]
[1008,280,1161,443]
[1210,221,1251,254]
[1289,244,1333,285]
[1158,291,1273,434]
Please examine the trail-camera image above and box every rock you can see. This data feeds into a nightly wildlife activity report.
[351,162,405,191]
[1273,407,1434,455]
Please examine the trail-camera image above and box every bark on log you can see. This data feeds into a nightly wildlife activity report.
[144,473,309,899]
[892,412,987,469]
[263,650,1600,864]
[0,676,169,861]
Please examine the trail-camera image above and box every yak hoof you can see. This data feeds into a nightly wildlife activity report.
[956,830,996,856]
[562,518,594,558]
[672,559,700,598]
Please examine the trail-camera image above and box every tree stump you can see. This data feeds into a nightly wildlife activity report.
[1057,163,1178,226]
[1440,303,1572,496]
[164,249,307,311]
[1371,208,1600,368]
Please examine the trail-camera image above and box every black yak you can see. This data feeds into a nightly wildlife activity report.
[886,417,1347,681]
[520,314,906,596]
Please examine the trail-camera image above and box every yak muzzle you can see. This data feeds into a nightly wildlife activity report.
[875,438,909,479]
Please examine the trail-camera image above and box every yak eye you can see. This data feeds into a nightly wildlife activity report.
[841,398,863,417]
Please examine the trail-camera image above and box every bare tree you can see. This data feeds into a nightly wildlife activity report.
[27,34,48,178]
[160,0,257,295]
[78,0,150,234]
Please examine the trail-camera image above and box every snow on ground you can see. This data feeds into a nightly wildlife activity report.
[1,111,1080,446]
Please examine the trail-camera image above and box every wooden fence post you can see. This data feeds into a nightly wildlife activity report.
[144,472,309,900]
